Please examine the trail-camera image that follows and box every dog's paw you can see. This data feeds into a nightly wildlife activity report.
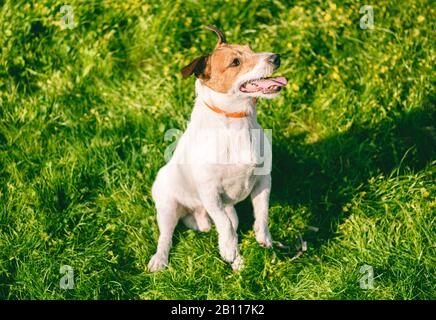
[255,227,273,248]
[147,254,168,272]
[182,211,211,233]
[194,209,212,232]
[219,236,238,263]
[231,255,245,271]
[197,218,211,232]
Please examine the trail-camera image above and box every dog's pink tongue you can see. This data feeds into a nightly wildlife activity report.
[251,76,288,89]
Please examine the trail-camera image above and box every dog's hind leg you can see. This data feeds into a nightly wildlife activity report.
[182,208,211,232]
[148,198,181,272]
[250,174,273,248]
[181,214,198,230]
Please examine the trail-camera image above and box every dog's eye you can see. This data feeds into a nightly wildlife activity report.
[229,58,240,67]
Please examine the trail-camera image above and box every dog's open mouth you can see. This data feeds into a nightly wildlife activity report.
[240,76,288,94]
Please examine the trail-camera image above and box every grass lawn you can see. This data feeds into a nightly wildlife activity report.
[0,0,434,299]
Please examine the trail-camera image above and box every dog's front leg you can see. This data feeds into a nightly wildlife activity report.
[200,192,244,270]
[251,174,273,248]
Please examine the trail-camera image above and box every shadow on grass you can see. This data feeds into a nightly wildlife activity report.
[237,103,436,251]
[99,102,435,299]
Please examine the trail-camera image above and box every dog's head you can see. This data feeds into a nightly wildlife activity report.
[181,26,287,99]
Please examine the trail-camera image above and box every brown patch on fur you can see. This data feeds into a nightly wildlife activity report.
[201,44,260,93]
[181,55,209,79]
[181,26,261,93]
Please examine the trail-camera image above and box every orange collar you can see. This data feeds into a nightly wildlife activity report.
[203,98,256,118]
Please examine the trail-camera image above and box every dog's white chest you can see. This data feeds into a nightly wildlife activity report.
[170,121,271,205]
[218,164,259,203]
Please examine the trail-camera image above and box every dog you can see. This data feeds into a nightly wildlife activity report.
[148,26,287,272]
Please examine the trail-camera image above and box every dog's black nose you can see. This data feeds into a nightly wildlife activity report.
[268,54,280,67]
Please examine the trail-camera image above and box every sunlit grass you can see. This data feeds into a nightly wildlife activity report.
[0,0,434,299]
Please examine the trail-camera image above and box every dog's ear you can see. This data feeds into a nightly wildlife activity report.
[205,25,226,47]
[181,55,209,79]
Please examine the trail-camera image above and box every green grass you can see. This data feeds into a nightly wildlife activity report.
[0,0,435,299]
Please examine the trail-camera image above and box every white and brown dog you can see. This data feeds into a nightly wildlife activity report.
[148,26,287,272]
